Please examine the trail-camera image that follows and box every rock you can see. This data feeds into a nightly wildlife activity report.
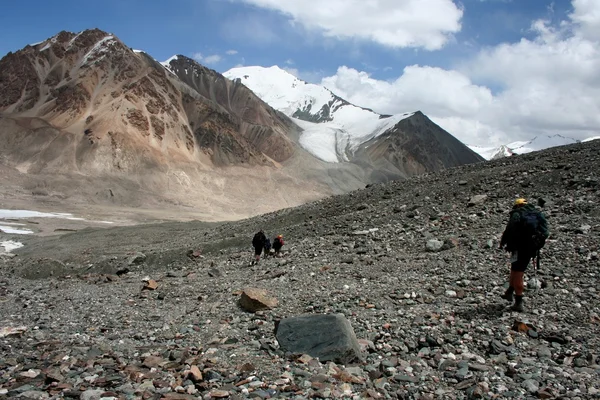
[536,346,552,359]
[142,355,164,368]
[0,326,27,338]
[522,379,539,394]
[528,278,542,290]
[128,252,146,266]
[468,195,487,207]
[208,268,222,278]
[239,288,278,312]
[80,389,105,400]
[445,290,457,298]
[576,224,592,234]
[17,391,49,399]
[142,279,158,291]
[426,239,444,252]
[209,390,230,398]
[275,314,364,364]
[186,365,203,382]
[162,394,199,400]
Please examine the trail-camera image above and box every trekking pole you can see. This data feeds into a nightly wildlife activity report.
[533,251,540,294]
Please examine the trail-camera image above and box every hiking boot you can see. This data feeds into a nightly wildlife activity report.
[501,288,514,302]
[511,296,524,312]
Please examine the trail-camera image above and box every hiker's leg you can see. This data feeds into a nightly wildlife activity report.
[513,271,525,296]
[510,253,528,297]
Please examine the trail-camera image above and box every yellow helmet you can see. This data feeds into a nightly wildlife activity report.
[514,198,527,207]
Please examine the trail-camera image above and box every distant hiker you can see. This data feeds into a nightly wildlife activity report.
[272,234,285,256]
[499,198,549,312]
[264,237,272,258]
[252,230,266,264]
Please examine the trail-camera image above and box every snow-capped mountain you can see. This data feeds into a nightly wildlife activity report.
[469,134,589,160]
[224,66,416,163]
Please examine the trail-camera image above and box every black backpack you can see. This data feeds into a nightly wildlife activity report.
[516,208,549,252]
[252,232,265,248]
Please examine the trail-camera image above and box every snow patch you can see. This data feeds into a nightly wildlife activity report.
[161,55,178,75]
[0,209,109,226]
[582,136,600,142]
[0,240,24,253]
[0,210,78,219]
[0,225,33,235]
[81,35,116,65]
[469,134,587,160]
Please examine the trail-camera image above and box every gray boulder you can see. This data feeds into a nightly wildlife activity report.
[275,314,364,364]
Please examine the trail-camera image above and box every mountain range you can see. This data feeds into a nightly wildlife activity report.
[0,29,482,220]
[469,134,599,160]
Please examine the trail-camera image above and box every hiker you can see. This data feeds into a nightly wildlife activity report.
[499,198,549,312]
[264,237,272,258]
[252,230,266,264]
[272,234,284,256]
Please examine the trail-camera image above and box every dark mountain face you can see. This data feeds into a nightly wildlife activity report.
[352,112,484,181]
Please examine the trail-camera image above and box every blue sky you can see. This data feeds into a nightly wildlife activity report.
[0,0,573,80]
[1,0,598,147]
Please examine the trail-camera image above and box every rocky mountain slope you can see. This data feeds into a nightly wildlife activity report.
[0,138,598,399]
[0,29,483,220]
[0,29,324,219]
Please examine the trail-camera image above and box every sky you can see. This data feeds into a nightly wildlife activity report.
[1,0,599,147]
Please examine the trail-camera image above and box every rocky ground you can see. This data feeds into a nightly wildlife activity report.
[0,140,599,400]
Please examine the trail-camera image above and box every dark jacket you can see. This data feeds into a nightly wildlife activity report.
[500,204,548,253]
[252,231,266,249]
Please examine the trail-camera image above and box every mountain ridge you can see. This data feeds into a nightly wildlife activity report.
[224,65,483,167]
[0,28,484,220]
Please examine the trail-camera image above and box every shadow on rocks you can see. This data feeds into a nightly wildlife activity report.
[456,302,507,320]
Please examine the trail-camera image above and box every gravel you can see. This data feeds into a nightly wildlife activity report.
[1,140,599,399]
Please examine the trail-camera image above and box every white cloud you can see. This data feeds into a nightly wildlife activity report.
[192,52,204,62]
[320,0,600,146]
[192,53,223,65]
[203,54,223,64]
[570,0,600,40]
[226,49,238,55]
[235,0,463,50]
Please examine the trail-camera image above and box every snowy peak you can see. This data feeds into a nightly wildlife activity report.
[224,65,421,163]
[469,134,583,160]
[224,65,376,123]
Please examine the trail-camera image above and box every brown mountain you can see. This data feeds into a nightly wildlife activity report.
[0,29,482,221]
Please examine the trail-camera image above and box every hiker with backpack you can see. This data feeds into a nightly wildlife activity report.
[272,234,284,256]
[252,230,267,264]
[264,237,272,258]
[499,198,549,312]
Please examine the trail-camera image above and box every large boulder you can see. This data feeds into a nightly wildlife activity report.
[275,314,364,364]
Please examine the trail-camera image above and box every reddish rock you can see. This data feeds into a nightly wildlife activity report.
[239,288,278,312]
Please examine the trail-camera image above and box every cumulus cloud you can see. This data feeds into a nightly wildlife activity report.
[235,0,463,50]
[192,53,222,65]
[226,49,238,55]
[570,0,600,40]
[320,0,600,146]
